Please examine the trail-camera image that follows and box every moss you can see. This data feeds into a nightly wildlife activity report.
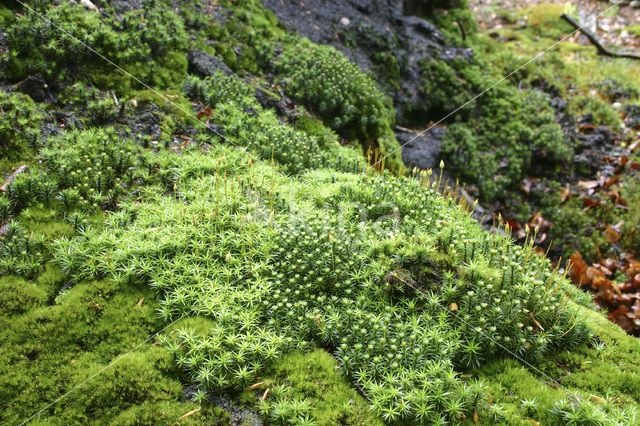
[0,277,164,424]
[626,24,640,37]
[6,1,189,91]
[274,39,403,169]
[0,4,13,26]
[0,275,48,319]
[439,86,570,199]
[569,95,622,128]
[523,3,574,39]
[3,0,640,423]
[261,349,382,425]
[293,112,342,149]
[621,177,640,255]
[543,197,605,261]
[183,73,366,175]
[473,306,640,424]
[0,91,43,162]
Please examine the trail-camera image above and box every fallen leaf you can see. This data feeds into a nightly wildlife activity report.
[578,180,599,190]
[569,253,588,285]
[580,124,597,131]
[605,226,621,244]
[559,184,571,203]
[521,177,536,195]
[604,174,622,188]
[196,105,214,120]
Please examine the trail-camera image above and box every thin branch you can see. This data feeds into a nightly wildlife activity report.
[561,13,640,60]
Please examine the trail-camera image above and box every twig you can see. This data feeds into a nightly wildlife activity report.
[561,14,640,60]
[0,165,28,192]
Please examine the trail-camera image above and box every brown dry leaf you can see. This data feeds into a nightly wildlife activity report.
[604,174,622,189]
[605,226,622,244]
[196,105,214,120]
[569,252,588,285]
[559,184,571,203]
[592,275,610,290]
[626,261,640,277]
[578,180,599,190]
[521,177,535,195]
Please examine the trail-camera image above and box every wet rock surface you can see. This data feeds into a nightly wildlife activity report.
[13,75,51,103]
[209,395,263,426]
[187,50,233,77]
[397,126,445,170]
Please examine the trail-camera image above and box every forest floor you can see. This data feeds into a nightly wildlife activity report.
[467,0,640,335]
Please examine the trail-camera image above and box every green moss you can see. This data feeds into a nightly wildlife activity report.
[261,349,382,425]
[274,39,402,169]
[523,3,574,39]
[42,136,592,422]
[569,95,622,128]
[183,73,366,175]
[6,1,189,91]
[439,86,570,199]
[0,275,47,318]
[3,0,640,423]
[0,277,165,424]
[293,112,341,149]
[0,91,43,162]
[473,306,640,425]
[0,4,13,26]
[626,24,640,37]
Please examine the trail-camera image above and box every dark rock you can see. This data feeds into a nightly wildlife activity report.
[187,50,233,77]
[14,75,49,102]
[397,126,445,170]
[400,16,445,44]
[243,106,259,117]
[254,87,293,118]
[206,123,225,137]
[52,110,83,131]
[403,0,465,16]
[438,46,473,62]
[600,79,638,102]
[624,104,640,129]
[209,395,263,426]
